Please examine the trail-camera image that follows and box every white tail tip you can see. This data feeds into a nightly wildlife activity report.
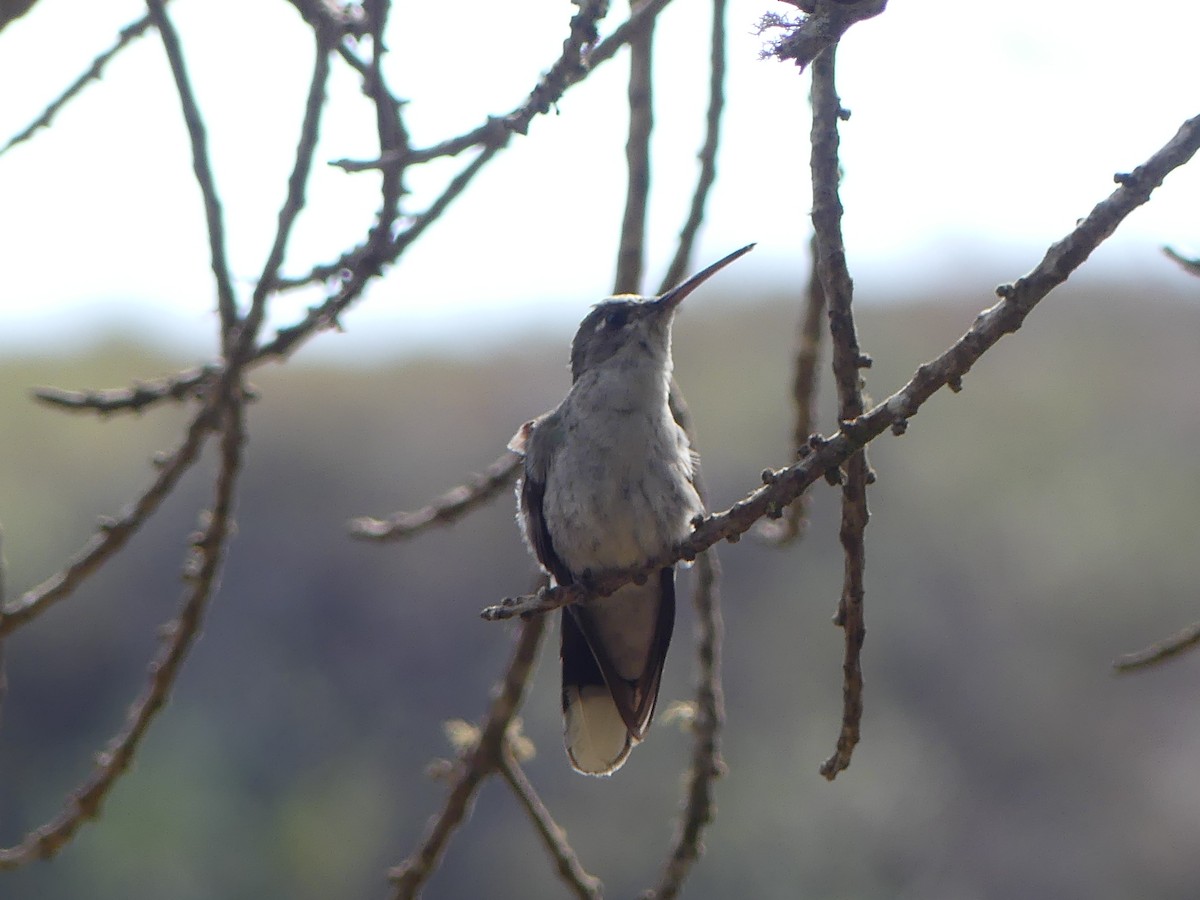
[564,685,635,776]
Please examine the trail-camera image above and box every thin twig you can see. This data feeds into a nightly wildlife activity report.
[643,550,725,900]
[262,144,498,359]
[388,614,546,898]
[1113,620,1200,672]
[349,451,520,541]
[57,144,497,417]
[657,0,728,293]
[759,232,825,543]
[498,744,602,900]
[0,399,219,635]
[334,0,674,169]
[239,25,335,355]
[810,45,869,781]
[485,110,1200,621]
[145,0,239,346]
[0,11,159,156]
[336,0,611,169]
[32,365,218,415]
[614,0,655,294]
[1162,245,1200,277]
[0,393,245,869]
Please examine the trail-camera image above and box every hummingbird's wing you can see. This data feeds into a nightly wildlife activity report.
[510,415,573,586]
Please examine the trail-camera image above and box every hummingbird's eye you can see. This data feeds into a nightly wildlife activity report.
[602,307,629,330]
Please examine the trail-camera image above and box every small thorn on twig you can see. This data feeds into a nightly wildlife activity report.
[995,283,1016,298]
[891,418,908,436]
[947,374,963,393]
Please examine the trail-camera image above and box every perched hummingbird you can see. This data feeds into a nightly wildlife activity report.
[509,244,755,775]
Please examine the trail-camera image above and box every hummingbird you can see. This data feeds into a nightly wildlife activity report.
[509,244,755,775]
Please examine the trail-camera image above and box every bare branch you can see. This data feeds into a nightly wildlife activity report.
[498,743,602,900]
[758,233,824,542]
[614,0,655,294]
[335,0,674,169]
[0,393,245,869]
[1113,620,1200,672]
[240,26,336,355]
[0,11,159,156]
[387,614,546,898]
[145,0,239,345]
[657,0,728,294]
[261,144,499,358]
[350,451,520,541]
[809,44,869,781]
[485,110,1200,621]
[32,365,218,416]
[643,550,725,899]
[0,398,218,636]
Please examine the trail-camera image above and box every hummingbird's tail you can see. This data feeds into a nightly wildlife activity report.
[560,569,676,775]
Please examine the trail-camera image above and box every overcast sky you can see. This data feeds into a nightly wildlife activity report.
[0,0,1197,360]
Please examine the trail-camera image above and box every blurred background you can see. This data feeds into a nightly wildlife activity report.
[1,1,1200,898]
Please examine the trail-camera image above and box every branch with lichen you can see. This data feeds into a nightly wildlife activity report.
[760,0,888,70]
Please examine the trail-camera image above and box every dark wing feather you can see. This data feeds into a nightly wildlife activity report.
[518,465,573,587]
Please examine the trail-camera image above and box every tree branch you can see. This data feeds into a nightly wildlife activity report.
[334,0,674,169]
[614,0,655,294]
[759,233,825,542]
[0,11,160,156]
[239,24,336,356]
[643,550,725,899]
[387,614,546,898]
[0,391,245,868]
[1162,245,1200,277]
[657,0,728,294]
[32,365,219,415]
[1113,620,1200,672]
[349,451,520,541]
[498,742,602,900]
[809,44,869,781]
[0,397,219,635]
[145,0,239,346]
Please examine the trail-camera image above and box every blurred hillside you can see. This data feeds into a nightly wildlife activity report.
[2,279,1200,900]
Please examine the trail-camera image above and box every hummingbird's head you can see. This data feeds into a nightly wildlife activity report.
[568,243,756,382]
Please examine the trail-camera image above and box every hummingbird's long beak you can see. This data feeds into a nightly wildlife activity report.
[654,243,756,312]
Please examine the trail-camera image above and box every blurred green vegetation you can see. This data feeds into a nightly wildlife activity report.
[3,279,1200,899]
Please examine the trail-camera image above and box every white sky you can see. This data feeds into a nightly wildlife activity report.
[0,0,1197,360]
